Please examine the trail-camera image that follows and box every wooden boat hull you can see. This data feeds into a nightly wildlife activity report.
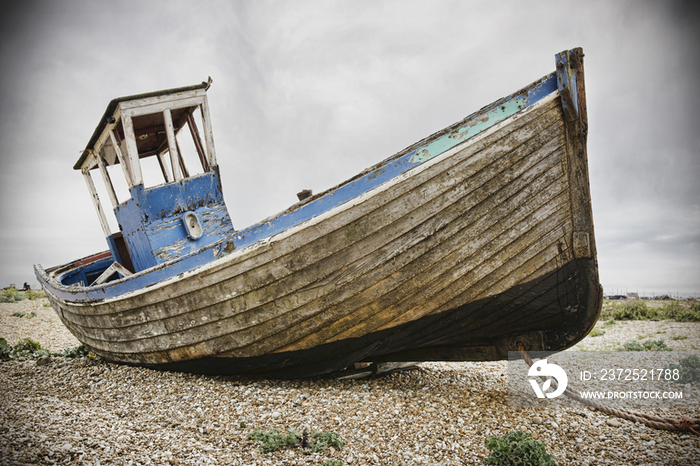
[36,48,601,378]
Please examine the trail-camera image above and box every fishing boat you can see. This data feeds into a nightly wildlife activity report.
[35,48,602,378]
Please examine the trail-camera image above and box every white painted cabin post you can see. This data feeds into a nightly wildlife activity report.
[82,169,112,239]
[186,112,209,172]
[95,150,119,208]
[120,111,143,186]
[199,99,218,168]
[163,108,183,181]
[109,129,133,187]
[157,150,174,183]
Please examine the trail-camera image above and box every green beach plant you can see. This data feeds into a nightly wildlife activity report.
[23,289,46,300]
[483,430,554,466]
[623,339,672,351]
[605,299,700,322]
[248,427,344,454]
[0,338,92,361]
[0,338,11,361]
[248,428,301,453]
[612,300,662,321]
[0,288,24,303]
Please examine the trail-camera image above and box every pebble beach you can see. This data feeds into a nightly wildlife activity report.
[2,298,700,465]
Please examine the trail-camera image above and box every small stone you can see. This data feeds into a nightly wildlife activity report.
[531,416,543,425]
[640,434,651,441]
[576,437,583,443]
[606,419,622,427]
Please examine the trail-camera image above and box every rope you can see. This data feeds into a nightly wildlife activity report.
[518,345,700,435]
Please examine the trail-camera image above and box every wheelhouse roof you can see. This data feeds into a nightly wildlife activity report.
[74,81,211,170]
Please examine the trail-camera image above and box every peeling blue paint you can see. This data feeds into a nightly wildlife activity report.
[555,51,578,119]
[150,203,234,261]
[57,256,114,287]
[409,98,526,164]
[526,73,557,106]
[114,169,234,272]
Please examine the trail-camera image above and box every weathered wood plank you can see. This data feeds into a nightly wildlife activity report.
[82,170,112,239]
[198,100,218,170]
[186,111,209,172]
[163,108,183,182]
[109,129,133,187]
[119,93,206,116]
[96,151,119,208]
[120,112,143,186]
[562,48,596,260]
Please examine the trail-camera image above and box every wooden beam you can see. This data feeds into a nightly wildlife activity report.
[84,157,98,171]
[122,95,206,118]
[557,48,595,260]
[93,261,133,285]
[96,150,119,208]
[83,170,112,239]
[88,107,122,171]
[120,112,143,186]
[163,108,183,181]
[117,89,206,110]
[109,129,133,187]
[157,150,173,183]
[199,99,218,168]
[186,111,209,172]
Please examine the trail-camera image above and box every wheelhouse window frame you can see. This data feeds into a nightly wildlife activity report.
[75,81,217,240]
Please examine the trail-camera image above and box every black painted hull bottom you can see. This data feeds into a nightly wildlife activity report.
[136,258,601,379]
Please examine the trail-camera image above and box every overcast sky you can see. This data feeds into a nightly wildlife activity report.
[1,0,698,297]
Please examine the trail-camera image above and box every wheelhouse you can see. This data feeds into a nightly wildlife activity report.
[60,80,235,287]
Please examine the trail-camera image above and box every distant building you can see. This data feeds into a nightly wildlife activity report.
[654,295,673,300]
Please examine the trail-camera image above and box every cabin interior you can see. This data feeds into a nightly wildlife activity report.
[54,81,235,287]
